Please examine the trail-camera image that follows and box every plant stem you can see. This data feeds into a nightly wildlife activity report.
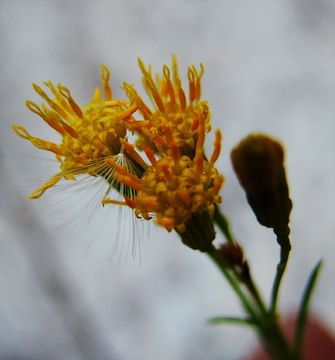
[208,247,295,359]
[213,205,234,242]
[239,262,268,316]
[207,249,259,323]
[270,228,291,315]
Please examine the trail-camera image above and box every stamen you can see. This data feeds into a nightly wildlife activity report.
[32,84,69,119]
[91,87,101,102]
[138,58,166,113]
[44,81,73,114]
[208,175,224,195]
[195,63,204,101]
[163,124,180,162]
[191,116,199,132]
[163,65,176,104]
[28,173,63,199]
[195,154,204,177]
[124,195,136,209]
[146,77,165,113]
[102,198,129,206]
[157,159,173,182]
[120,139,148,169]
[60,120,79,138]
[177,85,187,110]
[114,172,141,191]
[106,158,141,183]
[210,130,222,164]
[188,67,196,102]
[123,82,152,119]
[172,54,187,110]
[101,65,112,100]
[195,115,205,157]
[117,104,138,121]
[58,85,84,118]
[143,145,157,165]
[26,101,65,135]
[12,125,63,155]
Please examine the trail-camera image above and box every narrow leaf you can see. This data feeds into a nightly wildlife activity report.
[208,316,256,326]
[293,260,323,358]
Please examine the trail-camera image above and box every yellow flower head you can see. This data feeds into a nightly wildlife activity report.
[123,55,211,158]
[108,114,224,234]
[13,56,224,243]
[12,66,142,200]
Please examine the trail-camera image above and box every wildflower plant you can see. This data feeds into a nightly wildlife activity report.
[12,56,323,359]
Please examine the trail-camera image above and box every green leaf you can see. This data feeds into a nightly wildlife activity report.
[293,260,323,358]
[208,316,256,326]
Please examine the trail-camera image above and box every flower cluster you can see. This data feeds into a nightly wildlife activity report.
[13,56,224,243]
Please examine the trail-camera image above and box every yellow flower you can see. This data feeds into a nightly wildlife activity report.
[107,114,224,234]
[123,55,211,157]
[12,66,142,200]
[12,56,224,246]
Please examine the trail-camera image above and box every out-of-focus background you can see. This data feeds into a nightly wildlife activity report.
[0,1,334,359]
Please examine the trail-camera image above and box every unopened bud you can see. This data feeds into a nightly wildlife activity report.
[219,242,244,266]
[231,134,292,232]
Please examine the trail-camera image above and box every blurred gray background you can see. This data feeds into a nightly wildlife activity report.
[0,1,334,359]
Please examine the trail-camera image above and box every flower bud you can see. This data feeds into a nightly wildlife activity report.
[231,134,292,232]
[219,242,244,266]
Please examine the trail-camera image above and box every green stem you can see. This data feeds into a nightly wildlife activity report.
[270,228,291,315]
[213,208,267,316]
[238,262,268,316]
[208,248,294,360]
[213,205,234,242]
[207,249,259,323]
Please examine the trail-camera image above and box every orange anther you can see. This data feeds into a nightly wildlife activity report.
[106,158,141,182]
[195,153,204,177]
[118,104,138,121]
[58,85,84,118]
[114,172,141,191]
[158,160,173,182]
[177,86,186,110]
[191,117,199,132]
[124,196,136,209]
[61,121,79,138]
[163,124,180,162]
[143,145,157,165]
[120,139,148,169]
[210,130,222,164]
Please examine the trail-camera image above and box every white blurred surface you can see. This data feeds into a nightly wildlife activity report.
[0,1,334,359]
